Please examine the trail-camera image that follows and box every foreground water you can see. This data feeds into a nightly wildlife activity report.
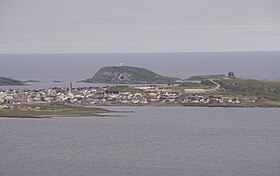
[0,106,280,176]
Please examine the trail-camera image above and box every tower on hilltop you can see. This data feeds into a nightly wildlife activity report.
[69,82,73,94]
[116,62,124,67]
[227,71,235,78]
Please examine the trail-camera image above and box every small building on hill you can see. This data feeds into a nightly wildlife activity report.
[227,71,235,77]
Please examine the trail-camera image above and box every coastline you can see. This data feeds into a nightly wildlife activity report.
[94,102,280,108]
[1,103,279,119]
[0,104,113,119]
[0,114,124,119]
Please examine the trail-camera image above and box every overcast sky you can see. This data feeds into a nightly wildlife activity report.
[0,0,280,53]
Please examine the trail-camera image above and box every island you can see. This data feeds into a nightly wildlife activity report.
[83,65,181,84]
[0,77,24,86]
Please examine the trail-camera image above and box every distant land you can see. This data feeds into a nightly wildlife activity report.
[24,80,40,83]
[83,65,181,84]
[1,66,280,119]
[0,104,111,118]
[185,74,280,102]
[0,77,41,86]
[0,77,24,86]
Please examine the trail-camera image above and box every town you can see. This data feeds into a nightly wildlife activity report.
[0,83,267,110]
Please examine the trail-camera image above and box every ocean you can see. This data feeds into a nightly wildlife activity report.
[0,106,280,176]
[0,51,279,89]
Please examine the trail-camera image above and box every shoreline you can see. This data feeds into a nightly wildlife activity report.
[94,103,280,108]
[0,113,125,119]
[0,115,51,119]
[1,104,279,119]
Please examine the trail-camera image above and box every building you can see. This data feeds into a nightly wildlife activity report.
[69,83,73,94]
[227,72,235,77]
[116,62,124,67]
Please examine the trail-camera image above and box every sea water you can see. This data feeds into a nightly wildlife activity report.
[0,106,280,176]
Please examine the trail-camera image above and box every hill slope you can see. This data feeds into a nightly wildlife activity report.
[214,77,280,101]
[184,74,280,101]
[83,66,180,84]
[0,77,24,86]
[188,74,226,80]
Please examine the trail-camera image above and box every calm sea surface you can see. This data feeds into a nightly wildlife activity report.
[1,106,280,176]
[0,51,279,89]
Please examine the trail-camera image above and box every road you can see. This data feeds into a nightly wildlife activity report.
[207,79,221,91]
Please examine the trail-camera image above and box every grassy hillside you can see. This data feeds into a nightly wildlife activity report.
[188,74,226,80]
[84,66,180,84]
[184,74,280,102]
[0,77,24,86]
[214,78,280,101]
[0,104,110,118]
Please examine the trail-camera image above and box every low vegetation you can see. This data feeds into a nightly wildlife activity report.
[188,74,226,80]
[0,104,110,118]
[214,78,280,101]
[84,66,180,84]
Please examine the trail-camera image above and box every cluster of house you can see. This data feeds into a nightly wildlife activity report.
[0,84,266,109]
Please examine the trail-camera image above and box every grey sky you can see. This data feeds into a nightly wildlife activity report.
[1,0,280,53]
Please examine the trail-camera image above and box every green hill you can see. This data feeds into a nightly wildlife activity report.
[83,66,180,84]
[0,77,24,86]
[185,74,280,102]
[188,74,226,80]
[214,77,280,101]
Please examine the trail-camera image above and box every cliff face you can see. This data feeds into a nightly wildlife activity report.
[84,66,180,84]
[0,77,24,86]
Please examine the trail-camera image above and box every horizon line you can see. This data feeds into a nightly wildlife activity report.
[0,50,280,55]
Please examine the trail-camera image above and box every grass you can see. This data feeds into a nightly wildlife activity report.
[214,78,280,101]
[188,74,226,80]
[84,66,180,84]
[0,104,110,118]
